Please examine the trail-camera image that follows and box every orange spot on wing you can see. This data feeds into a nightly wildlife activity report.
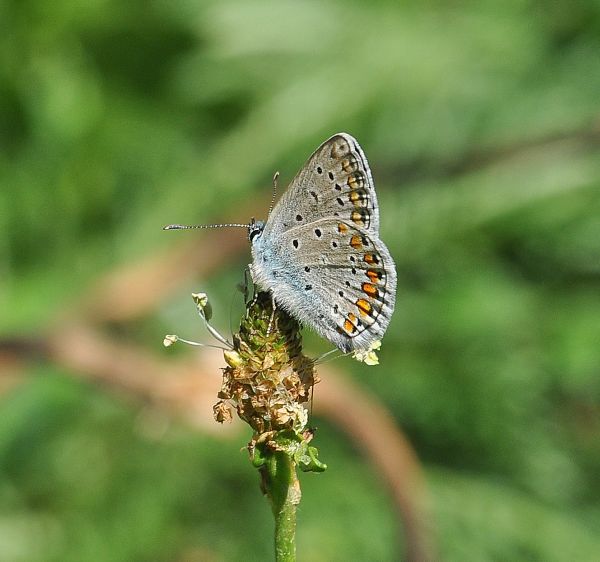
[341,156,358,173]
[351,210,365,226]
[362,283,379,298]
[343,319,357,334]
[347,171,365,189]
[364,253,379,265]
[338,222,348,234]
[350,235,363,249]
[356,299,372,316]
[366,269,382,283]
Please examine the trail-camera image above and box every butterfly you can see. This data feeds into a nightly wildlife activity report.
[248,133,396,354]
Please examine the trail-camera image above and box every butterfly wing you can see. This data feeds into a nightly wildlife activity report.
[251,218,396,353]
[263,133,380,239]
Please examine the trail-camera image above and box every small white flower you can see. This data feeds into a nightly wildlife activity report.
[192,292,212,321]
[352,340,382,366]
[163,334,179,347]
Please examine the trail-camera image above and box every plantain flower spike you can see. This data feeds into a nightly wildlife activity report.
[214,291,318,436]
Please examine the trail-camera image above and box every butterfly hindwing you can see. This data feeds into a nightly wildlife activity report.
[251,218,396,353]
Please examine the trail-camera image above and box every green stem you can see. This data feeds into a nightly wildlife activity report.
[262,450,301,562]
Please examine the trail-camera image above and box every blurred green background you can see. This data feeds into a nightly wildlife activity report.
[2,1,600,560]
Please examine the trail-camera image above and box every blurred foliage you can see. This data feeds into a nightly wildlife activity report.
[1,0,600,560]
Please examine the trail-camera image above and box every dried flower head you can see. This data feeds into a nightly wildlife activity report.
[214,291,318,436]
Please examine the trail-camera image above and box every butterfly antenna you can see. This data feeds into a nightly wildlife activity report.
[268,171,279,217]
[163,223,248,231]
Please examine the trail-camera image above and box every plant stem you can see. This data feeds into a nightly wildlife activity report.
[262,450,301,562]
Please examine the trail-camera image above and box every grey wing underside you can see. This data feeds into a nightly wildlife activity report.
[253,219,396,353]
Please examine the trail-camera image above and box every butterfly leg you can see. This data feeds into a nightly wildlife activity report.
[240,266,253,304]
[266,294,277,336]
[315,348,342,364]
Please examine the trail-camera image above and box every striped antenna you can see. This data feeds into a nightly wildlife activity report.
[163,223,248,231]
[268,171,279,217]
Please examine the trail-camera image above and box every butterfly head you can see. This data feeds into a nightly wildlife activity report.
[248,218,265,243]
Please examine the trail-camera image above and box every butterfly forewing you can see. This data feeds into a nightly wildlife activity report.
[264,133,380,239]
